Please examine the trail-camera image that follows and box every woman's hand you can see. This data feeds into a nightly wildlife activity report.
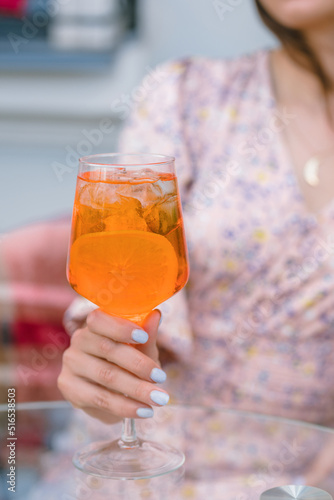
[57,309,169,424]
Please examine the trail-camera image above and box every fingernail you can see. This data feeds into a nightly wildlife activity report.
[150,390,169,406]
[150,367,167,383]
[136,408,154,418]
[131,329,149,344]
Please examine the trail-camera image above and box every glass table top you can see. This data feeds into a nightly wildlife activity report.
[0,401,333,500]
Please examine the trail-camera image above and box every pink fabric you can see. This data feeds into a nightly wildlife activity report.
[0,220,74,402]
[1,219,76,326]
[119,51,334,426]
[0,0,26,16]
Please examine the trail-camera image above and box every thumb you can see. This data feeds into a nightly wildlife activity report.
[136,309,161,363]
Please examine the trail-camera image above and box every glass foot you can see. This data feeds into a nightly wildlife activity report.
[72,437,185,480]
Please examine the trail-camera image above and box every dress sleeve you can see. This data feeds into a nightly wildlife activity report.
[118,60,194,362]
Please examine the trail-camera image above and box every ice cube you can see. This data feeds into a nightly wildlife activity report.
[159,194,178,234]
[107,195,142,215]
[104,195,148,232]
[104,212,148,231]
[129,168,160,183]
[116,180,162,208]
[79,182,121,209]
[144,193,178,235]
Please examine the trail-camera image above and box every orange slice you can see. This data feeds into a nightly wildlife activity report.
[69,230,178,315]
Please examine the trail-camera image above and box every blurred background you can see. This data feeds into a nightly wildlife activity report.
[0,0,277,407]
[0,0,277,233]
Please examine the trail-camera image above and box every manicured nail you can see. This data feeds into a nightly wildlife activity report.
[150,367,167,383]
[150,390,169,406]
[136,408,154,418]
[131,329,148,344]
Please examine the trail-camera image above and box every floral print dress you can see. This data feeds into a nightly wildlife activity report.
[120,50,334,426]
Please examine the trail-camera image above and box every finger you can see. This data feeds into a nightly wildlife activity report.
[57,370,154,419]
[87,309,149,345]
[66,349,170,408]
[81,407,121,425]
[136,309,161,362]
[74,329,167,384]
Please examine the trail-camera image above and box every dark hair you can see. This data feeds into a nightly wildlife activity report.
[255,0,332,96]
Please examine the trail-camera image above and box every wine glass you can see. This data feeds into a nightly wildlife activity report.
[66,153,189,479]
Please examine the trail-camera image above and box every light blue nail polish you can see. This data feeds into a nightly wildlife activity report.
[150,390,169,406]
[136,408,154,418]
[131,329,148,344]
[159,312,163,326]
[150,367,167,383]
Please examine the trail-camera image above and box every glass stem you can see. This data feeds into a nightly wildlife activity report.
[120,418,139,448]
[118,314,150,449]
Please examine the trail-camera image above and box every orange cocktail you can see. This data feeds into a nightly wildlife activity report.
[67,153,189,479]
[68,165,188,322]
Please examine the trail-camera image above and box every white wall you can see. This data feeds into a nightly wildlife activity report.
[138,0,277,64]
[2,0,277,232]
